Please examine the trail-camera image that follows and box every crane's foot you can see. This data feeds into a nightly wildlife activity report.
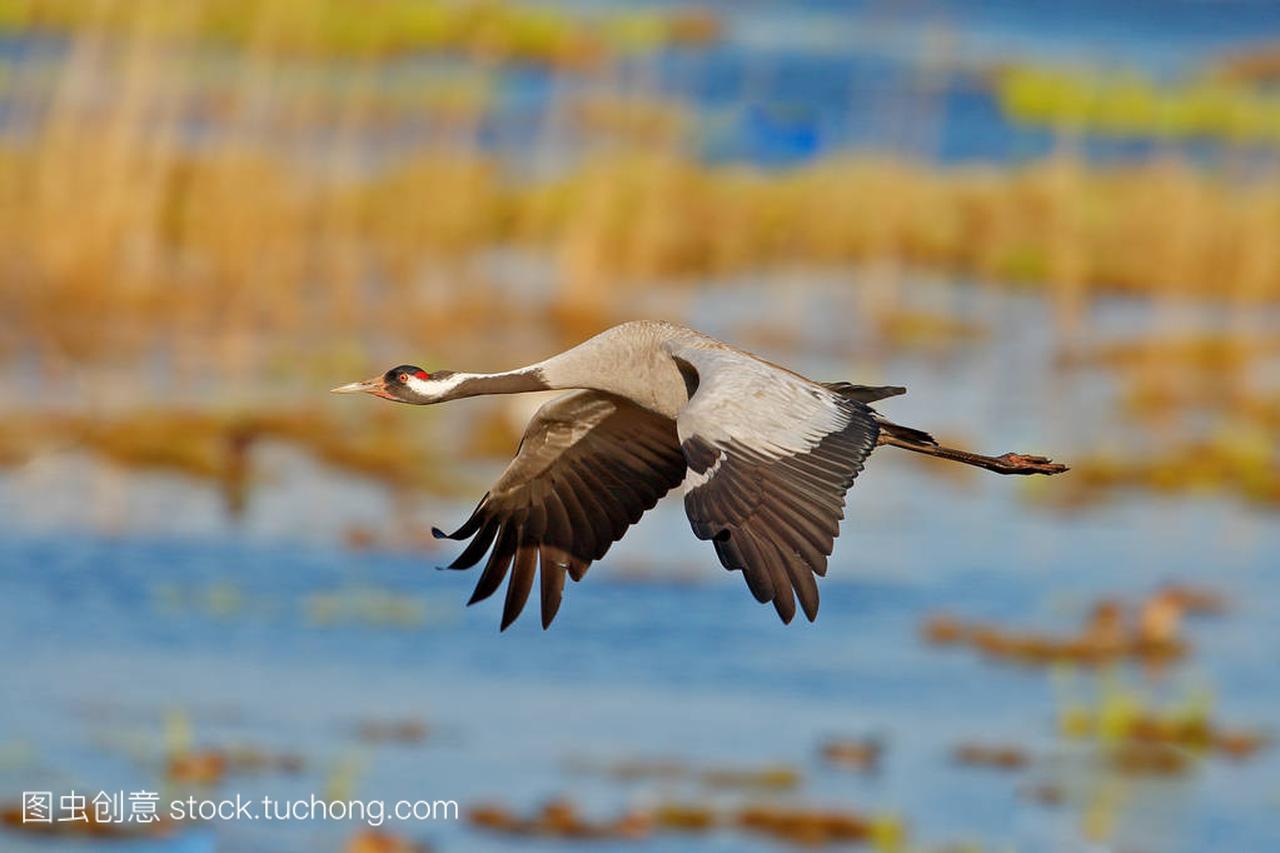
[879,432,1069,476]
[993,453,1069,475]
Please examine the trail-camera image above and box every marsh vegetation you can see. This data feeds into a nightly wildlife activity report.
[1,3,1277,852]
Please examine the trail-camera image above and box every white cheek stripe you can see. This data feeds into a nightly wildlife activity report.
[405,373,467,397]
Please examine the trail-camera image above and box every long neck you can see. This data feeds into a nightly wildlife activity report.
[430,334,621,404]
[437,366,551,402]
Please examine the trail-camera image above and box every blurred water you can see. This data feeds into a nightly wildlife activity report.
[2,1,1279,848]
[1,276,1278,851]
[1,481,1277,852]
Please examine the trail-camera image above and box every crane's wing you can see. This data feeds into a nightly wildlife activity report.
[670,346,880,623]
[434,390,686,630]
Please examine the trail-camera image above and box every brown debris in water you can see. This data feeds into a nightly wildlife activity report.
[652,802,717,832]
[167,745,303,785]
[1067,711,1269,763]
[736,804,905,848]
[574,756,802,790]
[469,798,905,847]
[819,737,884,773]
[355,718,430,745]
[468,799,653,841]
[1108,743,1191,776]
[346,829,431,853]
[702,764,802,791]
[1023,782,1066,807]
[952,742,1030,771]
[921,585,1226,668]
[167,749,227,785]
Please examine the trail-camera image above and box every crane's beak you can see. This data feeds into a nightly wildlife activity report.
[330,377,386,396]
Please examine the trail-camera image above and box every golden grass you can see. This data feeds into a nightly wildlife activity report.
[1040,428,1280,509]
[2,2,1279,378]
[0,407,458,493]
[998,64,1280,143]
[7,144,1280,370]
[0,0,720,65]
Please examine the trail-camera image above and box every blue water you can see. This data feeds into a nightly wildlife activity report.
[2,441,1278,852]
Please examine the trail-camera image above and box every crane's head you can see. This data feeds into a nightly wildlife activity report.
[331,365,453,404]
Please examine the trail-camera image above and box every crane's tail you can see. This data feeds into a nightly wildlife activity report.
[876,418,1068,476]
[821,382,907,404]
[877,418,938,448]
[821,381,1067,475]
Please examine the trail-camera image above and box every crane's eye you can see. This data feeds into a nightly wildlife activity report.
[397,373,409,384]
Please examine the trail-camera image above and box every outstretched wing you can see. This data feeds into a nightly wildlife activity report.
[670,346,880,623]
[434,390,686,630]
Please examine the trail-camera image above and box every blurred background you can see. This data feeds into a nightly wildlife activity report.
[1,1,1279,851]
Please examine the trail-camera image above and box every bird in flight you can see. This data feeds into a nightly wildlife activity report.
[333,320,1066,630]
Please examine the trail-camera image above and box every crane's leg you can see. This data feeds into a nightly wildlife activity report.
[878,428,1068,476]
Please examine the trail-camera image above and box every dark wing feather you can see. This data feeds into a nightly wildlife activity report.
[434,390,686,630]
[672,346,881,624]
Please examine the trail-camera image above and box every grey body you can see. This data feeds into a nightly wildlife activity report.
[539,320,701,418]
[333,320,1067,630]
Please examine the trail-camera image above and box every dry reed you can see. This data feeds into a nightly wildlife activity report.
[8,143,1280,367]
[3,3,1279,383]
